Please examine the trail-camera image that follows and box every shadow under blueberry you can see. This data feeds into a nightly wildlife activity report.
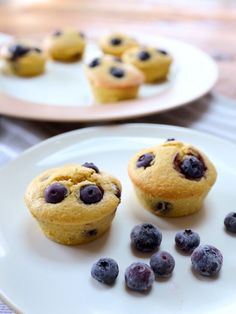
[224,227,236,238]
[125,283,153,297]
[130,243,160,259]
[24,220,112,264]
[174,245,192,257]
[90,276,118,291]
[190,266,221,282]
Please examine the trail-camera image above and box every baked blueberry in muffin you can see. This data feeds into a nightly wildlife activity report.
[128,140,217,217]
[25,163,121,245]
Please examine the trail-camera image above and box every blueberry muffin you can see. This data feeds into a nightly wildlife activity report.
[44,28,86,62]
[24,163,121,245]
[85,55,144,103]
[0,43,46,77]
[122,46,172,83]
[128,140,217,217]
[100,32,138,57]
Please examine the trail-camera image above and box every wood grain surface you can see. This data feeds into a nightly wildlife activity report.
[0,0,236,99]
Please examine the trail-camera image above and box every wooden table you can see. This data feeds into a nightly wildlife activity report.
[0,0,236,99]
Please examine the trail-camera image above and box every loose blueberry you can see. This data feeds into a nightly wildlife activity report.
[80,184,103,204]
[138,50,151,61]
[110,67,125,78]
[156,201,172,212]
[82,162,99,173]
[9,44,30,61]
[131,223,162,252]
[110,38,122,46]
[88,58,100,68]
[91,257,119,285]
[157,49,168,55]
[44,183,68,204]
[191,245,223,277]
[224,212,236,233]
[175,229,200,253]
[180,155,205,179]
[125,262,155,292]
[136,153,155,168]
[53,30,62,36]
[150,251,175,277]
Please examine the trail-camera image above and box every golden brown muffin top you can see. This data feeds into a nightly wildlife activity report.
[25,164,121,224]
[128,140,217,199]
[85,55,144,88]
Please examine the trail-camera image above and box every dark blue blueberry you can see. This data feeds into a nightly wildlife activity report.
[130,223,162,252]
[110,38,122,46]
[110,67,125,78]
[91,257,119,284]
[88,58,100,68]
[166,138,176,142]
[180,155,205,179]
[9,44,30,61]
[44,183,68,204]
[150,251,175,277]
[136,153,155,168]
[82,162,99,173]
[53,30,62,36]
[138,50,151,61]
[191,245,223,277]
[175,229,200,253]
[224,212,236,233]
[80,184,103,204]
[125,262,155,292]
[157,49,168,55]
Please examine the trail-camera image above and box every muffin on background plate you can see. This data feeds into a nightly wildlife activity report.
[123,46,172,83]
[0,42,46,77]
[128,140,217,217]
[44,27,86,62]
[100,32,138,57]
[25,163,121,245]
[85,55,144,104]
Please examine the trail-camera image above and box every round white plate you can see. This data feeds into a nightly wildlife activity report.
[0,32,218,121]
[0,124,235,314]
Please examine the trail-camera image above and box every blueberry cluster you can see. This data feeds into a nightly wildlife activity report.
[91,224,224,292]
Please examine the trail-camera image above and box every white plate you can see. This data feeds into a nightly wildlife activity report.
[0,124,235,314]
[0,32,218,121]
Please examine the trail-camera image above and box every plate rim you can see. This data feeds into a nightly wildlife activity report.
[0,122,235,314]
[0,35,218,122]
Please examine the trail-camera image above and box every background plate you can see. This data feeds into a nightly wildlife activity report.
[0,124,235,314]
[0,32,218,121]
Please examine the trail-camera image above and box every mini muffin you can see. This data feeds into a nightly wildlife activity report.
[44,27,86,62]
[85,55,144,103]
[0,43,46,77]
[128,140,217,217]
[25,163,121,245]
[100,32,138,57]
[122,46,172,83]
